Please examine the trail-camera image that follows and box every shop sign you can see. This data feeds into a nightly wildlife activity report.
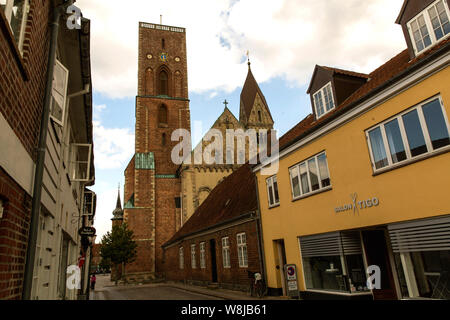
[78,226,96,236]
[335,193,379,214]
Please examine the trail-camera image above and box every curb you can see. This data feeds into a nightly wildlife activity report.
[165,283,261,300]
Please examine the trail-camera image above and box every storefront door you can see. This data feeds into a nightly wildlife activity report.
[362,229,398,300]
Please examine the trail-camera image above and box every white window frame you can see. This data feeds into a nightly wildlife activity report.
[83,190,96,217]
[289,151,332,200]
[407,0,450,56]
[266,175,279,208]
[222,237,231,268]
[366,95,450,173]
[191,244,196,269]
[237,233,248,268]
[50,59,69,126]
[2,0,30,53]
[199,242,206,269]
[69,143,92,182]
[313,82,335,119]
[179,247,184,270]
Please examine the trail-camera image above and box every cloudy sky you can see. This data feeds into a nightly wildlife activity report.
[77,0,407,241]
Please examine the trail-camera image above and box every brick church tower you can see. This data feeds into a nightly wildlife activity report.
[123,22,191,280]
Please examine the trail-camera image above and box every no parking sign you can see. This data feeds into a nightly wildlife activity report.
[284,264,299,298]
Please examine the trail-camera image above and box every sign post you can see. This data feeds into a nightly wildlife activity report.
[284,264,299,299]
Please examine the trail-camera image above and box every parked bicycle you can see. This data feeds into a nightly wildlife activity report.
[248,270,266,298]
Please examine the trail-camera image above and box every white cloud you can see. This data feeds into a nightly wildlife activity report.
[92,104,135,170]
[93,186,122,243]
[76,0,406,99]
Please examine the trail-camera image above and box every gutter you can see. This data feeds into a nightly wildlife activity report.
[22,0,76,300]
[276,41,450,159]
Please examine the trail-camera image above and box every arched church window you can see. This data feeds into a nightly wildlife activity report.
[159,104,168,125]
[258,110,262,122]
[159,70,168,95]
[162,38,165,49]
[162,133,167,146]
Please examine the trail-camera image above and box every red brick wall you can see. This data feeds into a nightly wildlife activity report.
[155,178,180,272]
[162,220,262,290]
[124,155,135,204]
[0,1,51,161]
[0,0,51,300]
[124,207,155,274]
[0,167,32,299]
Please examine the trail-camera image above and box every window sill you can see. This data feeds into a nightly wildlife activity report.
[292,186,333,202]
[413,32,450,58]
[315,108,335,121]
[0,9,30,81]
[372,145,450,176]
[268,203,280,210]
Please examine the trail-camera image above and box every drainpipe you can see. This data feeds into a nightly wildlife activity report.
[23,0,75,300]
[253,175,268,288]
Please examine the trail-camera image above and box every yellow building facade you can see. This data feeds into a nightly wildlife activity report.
[254,1,450,299]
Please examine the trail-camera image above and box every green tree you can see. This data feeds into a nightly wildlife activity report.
[99,257,111,273]
[100,223,137,285]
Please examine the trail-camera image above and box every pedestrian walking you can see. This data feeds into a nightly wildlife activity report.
[90,274,97,290]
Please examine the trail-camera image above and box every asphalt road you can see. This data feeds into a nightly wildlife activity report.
[92,284,222,300]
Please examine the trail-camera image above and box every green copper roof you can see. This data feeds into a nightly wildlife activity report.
[135,152,155,170]
[155,174,177,179]
[124,193,134,209]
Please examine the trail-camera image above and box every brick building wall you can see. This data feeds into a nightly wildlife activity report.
[0,1,50,161]
[0,1,51,300]
[123,22,191,279]
[0,167,32,299]
[162,220,262,291]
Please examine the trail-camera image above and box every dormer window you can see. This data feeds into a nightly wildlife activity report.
[313,82,335,119]
[407,0,450,55]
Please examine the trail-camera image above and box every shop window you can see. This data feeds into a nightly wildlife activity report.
[289,152,331,200]
[179,247,184,269]
[1,0,30,53]
[191,244,196,269]
[199,242,206,269]
[366,96,450,172]
[299,231,370,293]
[222,237,231,268]
[266,175,279,207]
[388,216,450,299]
[313,82,335,119]
[237,233,248,268]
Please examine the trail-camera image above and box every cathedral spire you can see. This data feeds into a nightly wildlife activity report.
[115,183,122,210]
[112,183,123,221]
[239,60,273,126]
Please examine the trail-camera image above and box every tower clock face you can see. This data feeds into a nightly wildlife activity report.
[160,52,168,62]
